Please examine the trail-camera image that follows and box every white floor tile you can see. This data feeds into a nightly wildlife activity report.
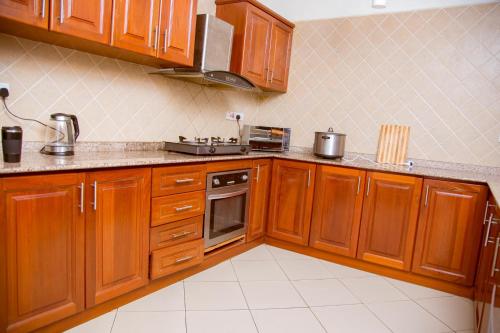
[118,282,184,311]
[232,245,274,261]
[186,310,257,333]
[312,304,391,333]
[367,300,452,333]
[320,260,375,278]
[278,259,333,280]
[185,261,237,282]
[66,310,116,333]
[341,276,409,303]
[184,281,247,310]
[111,311,185,333]
[293,279,360,306]
[252,308,325,333]
[416,296,474,331]
[240,280,306,309]
[266,245,313,260]
[385,277,452,299]
[232,260,288,281]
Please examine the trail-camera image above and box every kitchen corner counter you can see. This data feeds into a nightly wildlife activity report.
[1,149,500,204]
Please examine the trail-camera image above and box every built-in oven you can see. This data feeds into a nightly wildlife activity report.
[204,169,251,249]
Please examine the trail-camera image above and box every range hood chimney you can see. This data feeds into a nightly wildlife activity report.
[151,14,257,91]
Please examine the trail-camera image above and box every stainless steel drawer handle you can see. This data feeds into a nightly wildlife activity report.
[256,165,260,182]
[491,236,500,277]
[366,177,371,196]
[59,0,64,23]
[91,181,97,211]
[175,256,194,264]
[175,205,193,212]
[170,231,194,239]
[78,182,84,213]
[176,178,194,184]
[41,0,46,18]
[424,185,430,206]
[357,176,361,195]
[484,213,495,247]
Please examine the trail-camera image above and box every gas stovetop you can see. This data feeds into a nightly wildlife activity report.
[164,136,251,155]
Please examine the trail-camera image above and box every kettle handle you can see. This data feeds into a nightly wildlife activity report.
[70,115,80,141]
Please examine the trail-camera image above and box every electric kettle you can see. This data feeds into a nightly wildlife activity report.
[41,113,80,156]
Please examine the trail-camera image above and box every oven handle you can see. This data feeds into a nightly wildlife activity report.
[207,189,248,200]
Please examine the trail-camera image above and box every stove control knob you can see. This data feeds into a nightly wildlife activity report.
[213,178,220,186]
[241,174,248,181]
[209,147,216,154]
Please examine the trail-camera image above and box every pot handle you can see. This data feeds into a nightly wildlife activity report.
[328,127,333,132]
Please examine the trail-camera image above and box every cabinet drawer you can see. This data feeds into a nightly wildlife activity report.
[150,216,203,251]
[150,239,204,279]
[151,190,205,226]
[152,164,206,197]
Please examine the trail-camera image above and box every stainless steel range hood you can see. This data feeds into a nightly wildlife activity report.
[152,14,257,91]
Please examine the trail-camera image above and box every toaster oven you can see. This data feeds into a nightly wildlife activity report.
[242,125,291,152]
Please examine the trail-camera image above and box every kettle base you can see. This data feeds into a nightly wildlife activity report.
[40,146,75,156]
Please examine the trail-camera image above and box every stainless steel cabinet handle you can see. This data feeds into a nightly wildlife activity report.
[176,178,194,184]
[175,256,194,264]
[163,28,168,52]
[78,182,84,213]
[91,181,97,211]
[170,231,194,239]
[485,213,495,247]
[153,26,159,50]
[366,177,371,196]
[491,236,500,277]
[256,165,260,182]
[41,0,46,18]
[357,176,361,195]
[484,201,492,225]
[307,170,311,188]
[424,185,430,206]
[59,0,64,23]
[175,205,193,212]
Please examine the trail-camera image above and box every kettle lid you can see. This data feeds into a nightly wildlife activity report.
[50,113,74,120]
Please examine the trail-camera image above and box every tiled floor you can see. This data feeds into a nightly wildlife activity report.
[67,245,474,333]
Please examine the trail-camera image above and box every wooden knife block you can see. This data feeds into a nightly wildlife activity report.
[376,125,410,165]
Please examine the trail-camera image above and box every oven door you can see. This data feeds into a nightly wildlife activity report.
[204,187,249,248]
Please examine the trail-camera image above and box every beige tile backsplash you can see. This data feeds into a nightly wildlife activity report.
[0,2,499,166]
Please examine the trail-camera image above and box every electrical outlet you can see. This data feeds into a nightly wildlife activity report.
[0,82,10,91]
[225,112,244,121]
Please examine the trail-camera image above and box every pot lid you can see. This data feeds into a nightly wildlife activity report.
[315,127,346,136]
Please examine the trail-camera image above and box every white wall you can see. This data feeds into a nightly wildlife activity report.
[258,0,499,21]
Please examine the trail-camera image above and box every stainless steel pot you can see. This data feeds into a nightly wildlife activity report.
[313,128,346,159]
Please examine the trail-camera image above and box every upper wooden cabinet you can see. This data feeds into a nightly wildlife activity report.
[157,0,197,66]
[112,0,160,56]
[357,172,422,271]
[216,0,294,92]
[247,159,272,242]
[0,0,48,27]
[50,0,112,43]
[85,168,151,307]
[267,159,316,245]
[412,180,487,285]
[310,166,366,258]
[0,173,85,333]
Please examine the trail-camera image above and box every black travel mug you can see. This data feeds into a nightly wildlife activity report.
[2,126,22,163]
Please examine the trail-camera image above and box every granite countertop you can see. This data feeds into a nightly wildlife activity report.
[1,148,500,204]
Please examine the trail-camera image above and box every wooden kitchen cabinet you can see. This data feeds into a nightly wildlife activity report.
[50,0,112,44]
[85,168,151,307]
[310,166,366,258]
[247,159,272,242]
[0,0,48,28]
[357,172,422,271]
[0,173,85,333]
[216,0,294,92]
[267,159,316,245]
[112,0,160,56]
[412,179,487,285]
[157,0,198,66]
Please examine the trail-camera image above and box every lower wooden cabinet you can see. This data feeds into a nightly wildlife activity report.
[85,168,151,307]
[247,159,272,242]
[267,159,316,245]
[0,0,48,28]
[0,173,85,333]
[412,179,487,285]
[357,172,422,271]
[309,166,366,257]
[150,239,204,279]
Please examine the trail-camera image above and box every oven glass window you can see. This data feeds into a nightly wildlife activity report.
[209,193,246,239]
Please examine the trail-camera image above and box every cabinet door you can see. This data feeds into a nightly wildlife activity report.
[267,20,292,92]
[412,180,487,285]
[1,174,85,333]
[247,159,272,242]
[50,0,112,43]
[357,172,422,271]
[267,159,316,245]
[157,0,197,66]
[112,0,160,56]
[310,166,366,257]
[241,6,273,87]
[0,0,47,27]
[86,168,151,307]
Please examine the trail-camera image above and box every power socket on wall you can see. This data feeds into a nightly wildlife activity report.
[0,82,10,96]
